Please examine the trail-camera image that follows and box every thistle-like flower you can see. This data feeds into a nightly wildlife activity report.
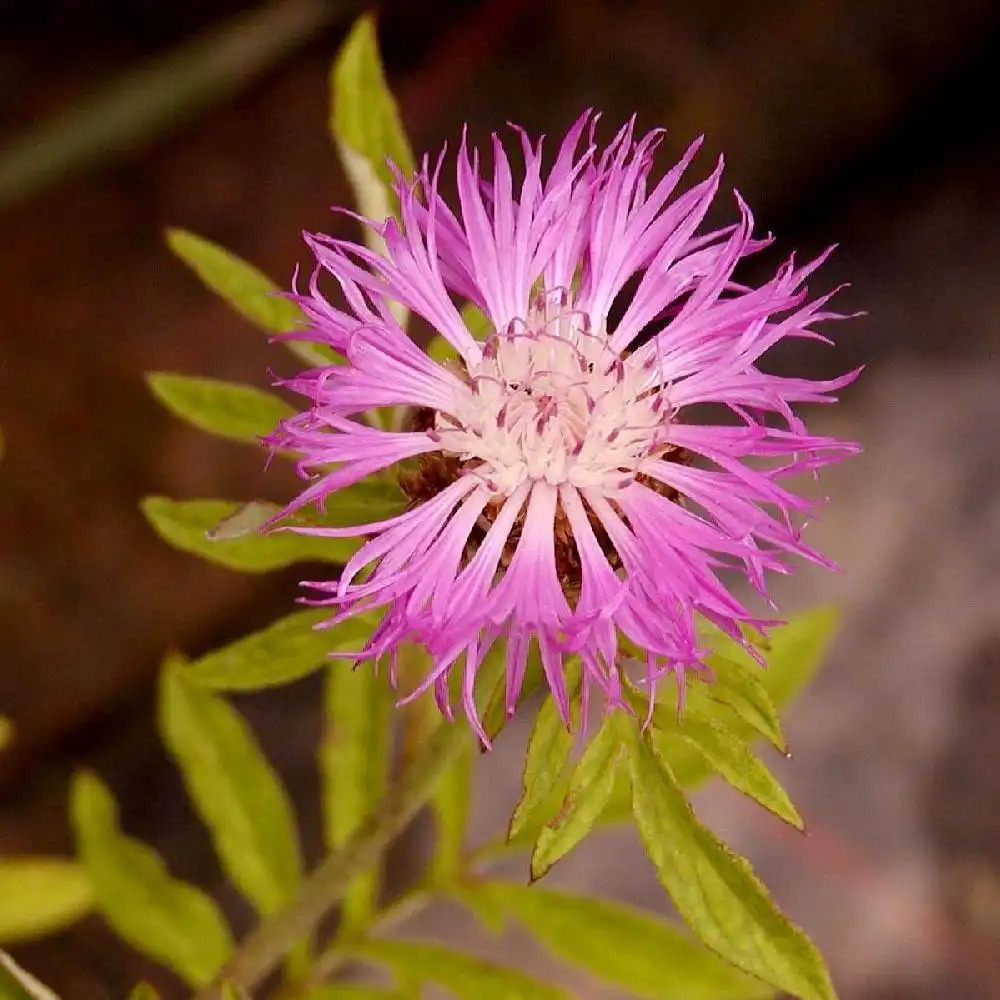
[270,113,859,741]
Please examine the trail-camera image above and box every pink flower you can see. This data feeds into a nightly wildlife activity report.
[269,113,860,742]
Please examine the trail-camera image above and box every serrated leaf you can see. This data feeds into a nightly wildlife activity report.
[357,940,567,1000]
[141,497,359,572]
[70,772,232,987]
[531,719,624,879]
[147,373,293,444]
[623,725,835,1000]
[126,986,159,1000]
[0,953,59,1000]
[429,738,473,885]
[321,661,392,932]
[508,662,581,839]
[181,608,380,691]
[331,14,413,191]
[0,858,92,943]
[656,709,802,830]
[159,662,302,915]
[480,882,771,999]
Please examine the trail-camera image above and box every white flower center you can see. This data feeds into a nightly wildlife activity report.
[435,292,670,495]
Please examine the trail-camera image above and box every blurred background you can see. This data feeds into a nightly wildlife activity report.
[1,0,1000,997]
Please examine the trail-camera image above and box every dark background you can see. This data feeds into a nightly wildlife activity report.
[1,1,1000,997]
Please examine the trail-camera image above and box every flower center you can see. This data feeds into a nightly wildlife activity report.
[435,291,669,496]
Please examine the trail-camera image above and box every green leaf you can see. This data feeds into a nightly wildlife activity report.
[147,373,293,444]
[166,228,335,368]
[331,14,414,193]
[654,709,802,830]
[0,953,58,1000]
[697,657,786,754]
[126,987,159,1000]
[220,984,249,1000]
[320,661,392,932]
[0,858,92,943]
[159,662,303,915]
[531,718,624,879]
[429,737,473,885]
[508,663,580,839]
[480,882,771,999]
[141,497,360,572]
[357,940,567,1000]
[622,725,835,1000]
[303,988,404,1000]
[70,772,232,987]
[180,608,380,691]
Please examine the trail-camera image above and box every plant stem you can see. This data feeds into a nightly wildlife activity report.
[191,720,467,1000]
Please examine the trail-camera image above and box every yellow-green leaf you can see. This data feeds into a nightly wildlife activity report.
[356,940,567,1000]
[126,986,159,1000]
[147,373,292,444]
[320,661,392,932]
[623,726,835,1000]
[531,718,624,879]
[508,663,580,840]
[0,719,12,753]
[141,497,359,572]
[479,882,772,1000]
[180,609,380,691]
[331,14,413,192]
[0,858,91,944]
[303,988,404,1000]
[159,663,302,914]
[70,773,232,987]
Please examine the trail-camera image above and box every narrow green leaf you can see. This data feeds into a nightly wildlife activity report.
[480,882,771,999]
[321,661,392,932]
[166,228,336,368]
[623,726,835,1000]
[331,14,414,191]
[0,953,58,1000]
[357,940,567,1000]
[125,987,159,1000]
[141,497,359,572]
[697,657,786,754]
[147,373,292,444]
[429,738,473,885]
[220,984,249,1000]
[0,858,92,943]
[181,608,380,691]
[70,772,232,987]
[656,709,802,830]
[159,662,302,914]
[508,663,581,839]
[531,718,624,879]
[165,228,299,334]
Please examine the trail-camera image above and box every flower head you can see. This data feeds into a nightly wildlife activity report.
[270,113,860,742]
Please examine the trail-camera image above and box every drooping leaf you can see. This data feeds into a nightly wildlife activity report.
[320,661,392,932]
[331,14,413,193]
[429,737,473,885]
[479,882,772,999]
[147,373,292,444]
[623,725,835,1000]
[0,858,92,944]
[508,663,581,840]
[530,718,624,879]
[653,709,802,830]
[356,940,567,1000]
[159,662,302,915]
[141,498,359,572]
[181,608,380,691]
[70,773,232,987]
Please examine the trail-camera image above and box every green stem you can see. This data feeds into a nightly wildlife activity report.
[191,720,467,1000]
